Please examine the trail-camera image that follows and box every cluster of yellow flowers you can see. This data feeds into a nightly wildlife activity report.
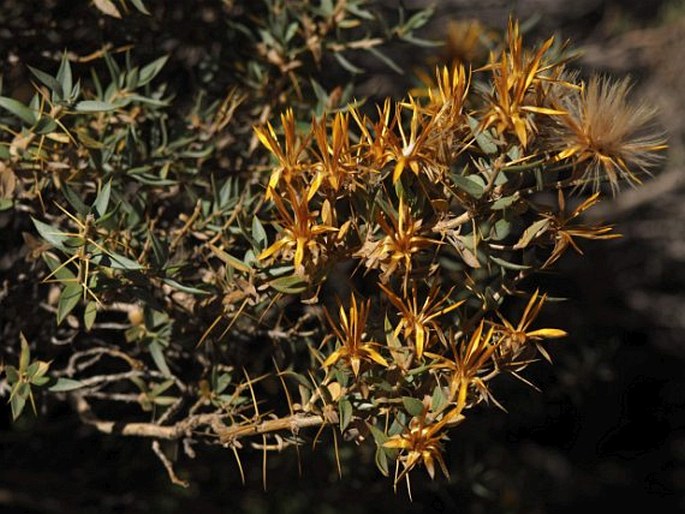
[253,19,665,489]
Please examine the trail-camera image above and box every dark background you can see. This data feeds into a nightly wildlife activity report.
[1,1,683,512]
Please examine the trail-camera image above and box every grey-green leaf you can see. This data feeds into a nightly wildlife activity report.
[339,398,353,432]
[452,174,485,199]
[269,274,308,294]
[402,396,425,417]
[49,378,85,392]
[84,301,98,331]
[93,181,112,217]
[31,217,67,252]
[138,56,169,86]
[57,283,82,325]
[75,100,117,112]
[0,97,36,125]
[149,341,171,377]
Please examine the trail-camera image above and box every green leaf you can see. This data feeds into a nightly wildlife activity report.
[138,56,169,86]
[91,251,144,270]
[129,0,151,15]
[489,255,531,271]
[34,116,58,135]
[345,2,374,20]
[27,66,63,99]
[490,218,511,241]
[93,181,112,217]
[149,379,175,398]
[5,365,19,383]
[49,378,85,392]
[491,195,518,210]
[215,373,232,395]
[19,333,30,373]
[161,278,210,296]
[11,389,27,421]
[468,116,498,154]
[83,301,98,331]
[208,244,251,273]
[402,396,425,417]
[431,385,447,413]
[384,315,401,349]
[26,360,50,382]
[32,376,50,387]
[62,184,89,215]
[452,174,484,199]
[366,422,389,446]
[366,47,403,74]
[57,283,82,325]
[0,97,36,125]
[269,274,308,294]
[374,446,390,477]
[42,253,76,281]
[56,53,73,99]
[75,100,117,112]
[333,52,363,74]
[339,398,353,432]
[149,341,171,377]
[251,217,267,250]
[148,230,169,268]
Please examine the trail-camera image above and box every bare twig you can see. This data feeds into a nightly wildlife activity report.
[152,440,189,488]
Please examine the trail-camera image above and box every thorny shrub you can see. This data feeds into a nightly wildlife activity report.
[0,1,665,497]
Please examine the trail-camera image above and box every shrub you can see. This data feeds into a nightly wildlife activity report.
[0,1,665,497]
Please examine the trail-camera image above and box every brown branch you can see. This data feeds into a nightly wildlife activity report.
[73,395,219,440]
[72,395,327,444]
[213,413,326,445]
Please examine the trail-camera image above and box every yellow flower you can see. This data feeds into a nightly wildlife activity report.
[389,96,441,183]
[322,294,388,377]
[542,192,620,268]
[310,112,355,194]
[479,19,567,148]
[258,183,337,273]
[380,283,464,359]
[383,408,462,485]
[357,197,437,291]
[426,321,499,413]
[254,108,309,200]
[350,98,395,168]
[494,290,567,361]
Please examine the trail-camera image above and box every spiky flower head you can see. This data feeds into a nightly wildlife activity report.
[553,75,666,193]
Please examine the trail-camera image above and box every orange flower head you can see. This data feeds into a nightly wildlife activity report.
[380,283,463,359]
[322,294,388,377]
[258,183,337,273]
